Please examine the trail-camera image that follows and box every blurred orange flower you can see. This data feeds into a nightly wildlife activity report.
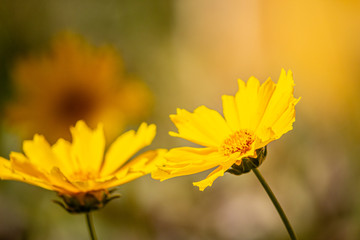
[6,33,152,143]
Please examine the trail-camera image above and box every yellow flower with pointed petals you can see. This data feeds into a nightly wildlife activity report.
[0,120,165,213]
[152,69,300,191]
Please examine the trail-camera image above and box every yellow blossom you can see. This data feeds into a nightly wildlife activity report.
[152,69,300,191]
[6,32,152,144]
[0,120,165,212]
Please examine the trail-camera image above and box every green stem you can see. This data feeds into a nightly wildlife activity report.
[85,212,98,240]
[251,168,297,240]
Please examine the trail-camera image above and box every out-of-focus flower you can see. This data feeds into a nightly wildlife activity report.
[0,120,165,213]
[153,69,299,191]
[7,33,152,144]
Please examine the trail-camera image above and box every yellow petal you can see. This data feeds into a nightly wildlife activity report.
[0,157,23,180]
[170,106,231,147]
[85,178,119,192]
[10,152,49,180]
[254,77,277,128]
[70,120,105,173]
[222,95,240,131]
[48,167,81,193]
[51,138,76,176]
[256,69,300,144]
[152,147,227,181]
[116,149,166,176]
[106,149,166,188]
[1,155,55,191]
[101,123,156,177]
[163,147,218,164]
[193,159,235,191]
[23,134,57,172]
[224,77,277,133]
[271,98,300,138]
[234,77,261,130]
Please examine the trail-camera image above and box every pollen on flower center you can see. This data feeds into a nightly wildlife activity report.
[220,130,255,156]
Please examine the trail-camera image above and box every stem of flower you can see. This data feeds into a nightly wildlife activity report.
[85,212,98,240]
[251,168,297,240]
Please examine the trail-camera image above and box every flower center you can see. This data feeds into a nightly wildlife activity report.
[56,88,98,126]
[220,130,255,156]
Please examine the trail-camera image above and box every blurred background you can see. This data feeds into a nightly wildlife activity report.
[0,0,360,239]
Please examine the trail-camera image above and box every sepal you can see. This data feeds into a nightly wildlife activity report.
[53,189,121,213]
[226,146,267,176]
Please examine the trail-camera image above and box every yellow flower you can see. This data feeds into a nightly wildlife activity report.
[7,32,152,144]
[0,120,165,213]
[152,69,300,191]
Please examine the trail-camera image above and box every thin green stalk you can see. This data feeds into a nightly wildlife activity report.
[85,212,98,240]
[251,168,297,240]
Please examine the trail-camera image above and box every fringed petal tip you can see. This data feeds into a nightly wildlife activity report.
[192,168,224,191]
[138,122,157,141]
[193,179,213,191]
[168,131,179,137]
[192,161,234,191]
[189,153,241,191]
[282,68,293,77]
[279,68,295,86]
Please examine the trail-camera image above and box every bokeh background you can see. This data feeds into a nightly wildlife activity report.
[1,0,360,239]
